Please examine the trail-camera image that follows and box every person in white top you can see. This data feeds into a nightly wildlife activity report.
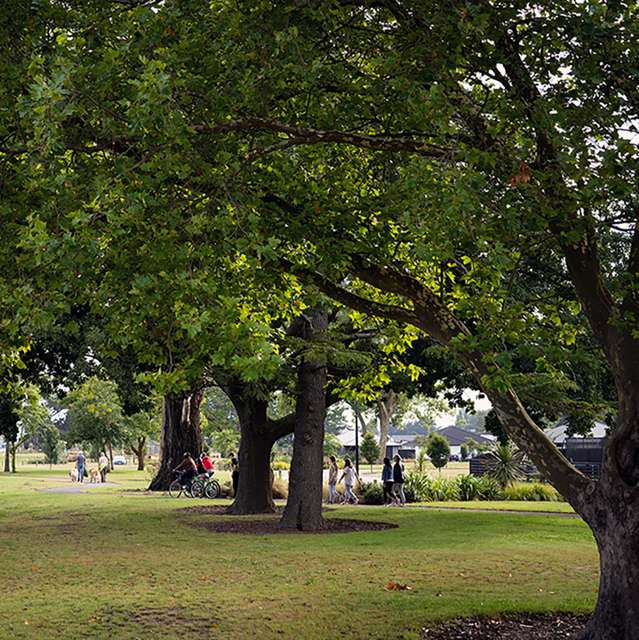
[327,456,339,503]
[338,458,360,504]
[98,453,109,483]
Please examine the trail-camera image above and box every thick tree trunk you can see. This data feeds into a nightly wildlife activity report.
[10,445,16,473]
[3,444,9,472]
[576,484,639,640]
[227,402,276,515]
[148,390,203,491]
[279,310,328,531]
[377,390,397,462]
[220,379,297,515]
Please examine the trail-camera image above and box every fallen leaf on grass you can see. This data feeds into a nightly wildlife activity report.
[385,580,412,591]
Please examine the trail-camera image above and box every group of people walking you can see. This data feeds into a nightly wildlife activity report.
[74,451,109,483]
[327,454,406,506]
[381,455,406,506]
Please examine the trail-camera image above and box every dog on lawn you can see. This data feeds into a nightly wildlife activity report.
[89,467,100,483]
[69,468,79,482]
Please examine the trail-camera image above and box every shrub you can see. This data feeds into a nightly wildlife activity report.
[457,474,481,501]
[271,477,289,499]
[503,482,562,502]
[431,476,460,501]
[272,460,290,478]
[145,459,160,481]
[403,472,433,502]
[485,443,527,488]
[475,475,503,500]
[361,481,385,505]
[219,481,234,498]
[426,433,450,471]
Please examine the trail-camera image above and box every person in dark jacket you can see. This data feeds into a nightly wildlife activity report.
[230,453,239,497]
[392,454,406,506]
[381,457,394,505]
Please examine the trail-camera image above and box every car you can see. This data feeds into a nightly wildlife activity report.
[113,455,127,465]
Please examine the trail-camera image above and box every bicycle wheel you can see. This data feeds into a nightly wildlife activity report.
[168,480,183,498]
[205,479,221,499]
[191,478,205,498]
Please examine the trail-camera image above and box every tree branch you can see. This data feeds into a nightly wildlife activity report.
[194,118,453,159]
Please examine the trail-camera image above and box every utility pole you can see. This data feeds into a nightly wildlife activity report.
[354,411,360,475]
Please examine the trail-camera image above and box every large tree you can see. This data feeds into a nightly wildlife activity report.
[176,3,638,637]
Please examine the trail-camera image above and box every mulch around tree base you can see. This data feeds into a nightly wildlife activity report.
[179,507,397,534]
[422,614,588,639]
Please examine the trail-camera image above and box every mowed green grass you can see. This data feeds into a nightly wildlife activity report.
[0,468,598,640]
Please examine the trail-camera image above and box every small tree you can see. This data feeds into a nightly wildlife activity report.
[65,377,125,467]
[211,428,240,457]
[485,443,526,489]
[39,423,62,467]
[323,433,341,459]
[460,443,468,461]
[427,433,450,473]
[122,410,159,471]
[360,432,380,471]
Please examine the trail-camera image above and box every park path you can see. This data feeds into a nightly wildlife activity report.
[41,481,119,493]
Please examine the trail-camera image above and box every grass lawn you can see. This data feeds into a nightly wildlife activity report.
[413,501,575,513]
[0,468,597,640]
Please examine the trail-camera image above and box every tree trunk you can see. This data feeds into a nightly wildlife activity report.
[10,444,16,473]
[220,379,297,515]
[3,444,9,472]
[575,481,639,640]
[377,389,397,462]
[227,399,275,515]
[107,441,114,471]
[279,310,328,531]
[148,390,203,491]
[136,437,146,471]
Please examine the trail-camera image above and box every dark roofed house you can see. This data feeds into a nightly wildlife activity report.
[383,426,494,460]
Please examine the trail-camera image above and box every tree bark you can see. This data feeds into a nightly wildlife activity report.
[226,393,276,514]
[576,479,639,640]
[135,437,146,471]
[148,390,203,491]
[107,440,114,471]
[3,444,9,472]
[279,310,328,531]
[377,390,397,462]
[10,444,16,473]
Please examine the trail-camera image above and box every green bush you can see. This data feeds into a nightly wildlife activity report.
[503,482,562,502]
[403,472,432,502]
[361,481,385,505]
[431,476,460,501]
[457,474,482,501]
[475,476,503,500]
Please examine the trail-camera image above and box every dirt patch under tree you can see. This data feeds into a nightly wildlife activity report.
[178,507,397,534]
[422,613,588,639]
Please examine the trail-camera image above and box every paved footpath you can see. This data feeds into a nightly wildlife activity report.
[42,482,119,493]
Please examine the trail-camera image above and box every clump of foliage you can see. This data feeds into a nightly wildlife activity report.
[403,472,433,502]
[360,432,380,470]
[503,483,562,502]
[361,481,385,505]
[485,443,527,488]
[426,433,450,471]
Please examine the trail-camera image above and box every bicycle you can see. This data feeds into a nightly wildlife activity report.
[191,471,221,499]
[168,471,195,498]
